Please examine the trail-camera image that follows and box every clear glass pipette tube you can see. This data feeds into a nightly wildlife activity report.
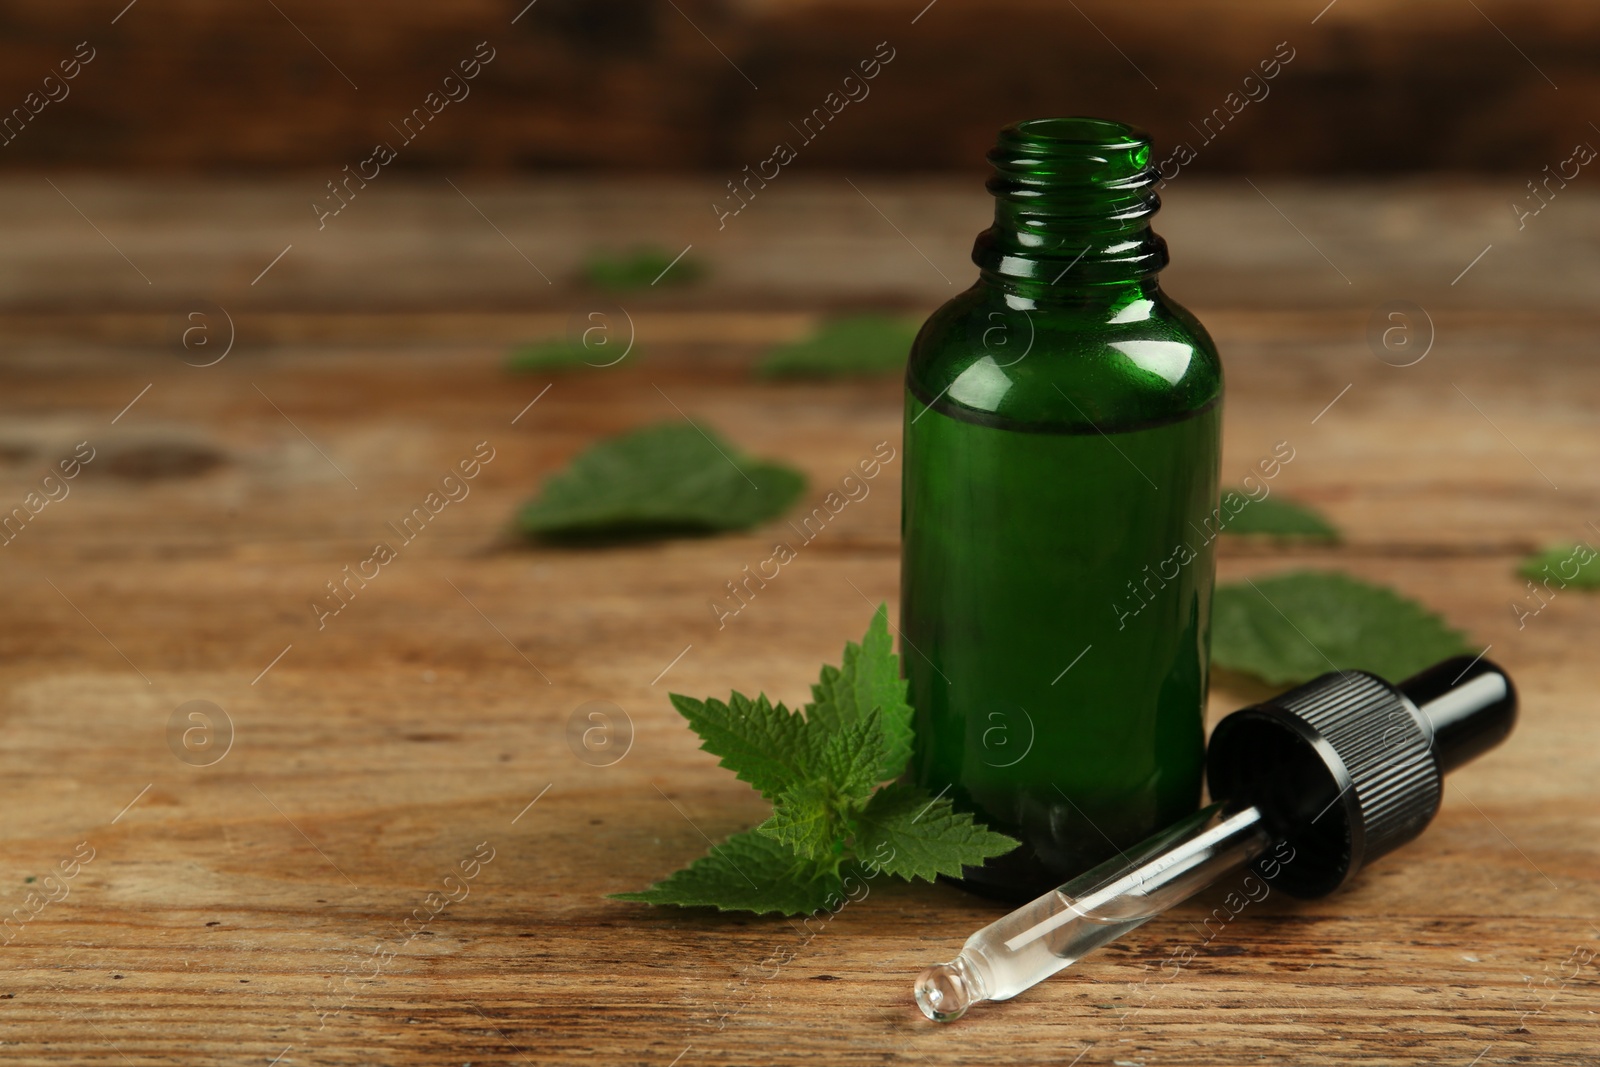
[915,801,1272,1022]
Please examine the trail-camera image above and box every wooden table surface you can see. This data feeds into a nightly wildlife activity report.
[2,177,1597,1065]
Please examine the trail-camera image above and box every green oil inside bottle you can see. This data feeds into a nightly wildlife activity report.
[901,117,1223,900]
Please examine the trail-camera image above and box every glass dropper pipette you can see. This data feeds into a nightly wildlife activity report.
[915,655,1518,1022]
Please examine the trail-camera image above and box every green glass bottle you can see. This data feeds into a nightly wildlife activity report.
[902,117,1223,901]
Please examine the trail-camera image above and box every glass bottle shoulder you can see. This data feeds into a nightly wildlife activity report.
[905,282,1223,434]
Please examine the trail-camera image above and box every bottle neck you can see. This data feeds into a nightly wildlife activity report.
[974,271,1162,313]
[971,118,1170,300]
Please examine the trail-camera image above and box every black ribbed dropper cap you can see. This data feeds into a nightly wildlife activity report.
[1206,656,1517,899]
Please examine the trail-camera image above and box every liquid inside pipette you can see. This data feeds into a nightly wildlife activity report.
[915,801,1270,1022]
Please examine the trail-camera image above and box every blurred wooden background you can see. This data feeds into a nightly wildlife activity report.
[0,0,1591,173]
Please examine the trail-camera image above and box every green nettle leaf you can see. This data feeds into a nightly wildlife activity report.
[1222,496,1339,540]
[1211,571,1473,687]
[517,422,806,540]
[614,605,1019,916]
[756,315,919,379]
[806,709,887,808]
[669,691,809,802]
[853,783,1020,883]
[759,780,842,861]
[582,246,706,290]
[806,606,914,782]
[610,829,841,916]
[507,338,633,374]
[1518,543,1600,588]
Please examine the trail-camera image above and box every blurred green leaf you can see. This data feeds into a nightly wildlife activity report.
[757,315,919,379]
[1223,496,1339,540]
[581,246,705,290]
[505,338,629,374]
[1212,570,1472,686]
[517,421,805,541]
[1518,543,1600,588]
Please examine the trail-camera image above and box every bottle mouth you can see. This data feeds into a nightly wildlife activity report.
[976,116,1166,285]
[991,117,1154,182]
[1006,117,1150,152]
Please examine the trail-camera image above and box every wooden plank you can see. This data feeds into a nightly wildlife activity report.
[1,184,1597,1064]
[0,177,1591,314]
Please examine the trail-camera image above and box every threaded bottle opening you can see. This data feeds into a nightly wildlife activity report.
[976,116,1167,287]
[992,118,1151,176]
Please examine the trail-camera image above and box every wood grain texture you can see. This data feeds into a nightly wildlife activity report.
[0,181,1597,1065]
[0,174,1591,314]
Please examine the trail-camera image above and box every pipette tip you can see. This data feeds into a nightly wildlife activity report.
[914,956,982,1022]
